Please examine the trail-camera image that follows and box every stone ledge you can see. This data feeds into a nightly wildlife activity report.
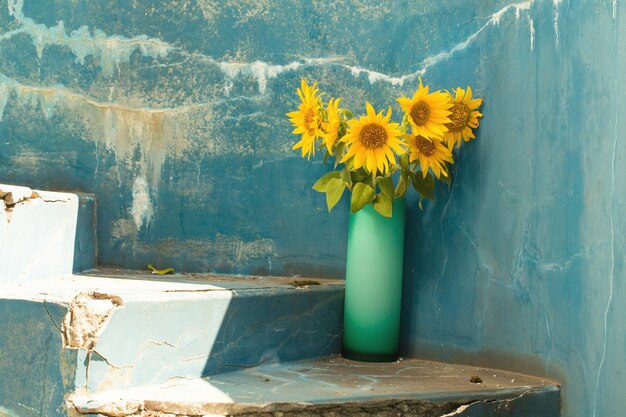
[0,184,96,284]
[68,357,561,417]
[0,269,344,403]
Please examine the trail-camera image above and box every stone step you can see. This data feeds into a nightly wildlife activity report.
[0,183,96,284]
[0,269,344,417]
[68,357,561,417]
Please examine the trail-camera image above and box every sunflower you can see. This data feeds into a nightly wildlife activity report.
[287,79,324,159]
[340,102,405,175]
[322,97,343,154]
[443,86,483,149]
[406,133,454,179]
[397,80,452,140]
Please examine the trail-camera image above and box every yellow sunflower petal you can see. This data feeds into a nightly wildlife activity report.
[341,102,404,175]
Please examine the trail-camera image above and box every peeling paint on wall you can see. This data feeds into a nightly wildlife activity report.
[6,0,171,75]
[130,177,153,229]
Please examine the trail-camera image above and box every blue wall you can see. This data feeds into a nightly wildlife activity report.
[1,0,624,416]
[400,2,626,417]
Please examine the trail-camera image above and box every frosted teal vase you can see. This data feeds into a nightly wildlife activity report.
[343,198,406,362]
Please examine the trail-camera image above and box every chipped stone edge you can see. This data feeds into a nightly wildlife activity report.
[61,291,125,351]
[68,385,559,417]
[0,184,40,211]
[0,183,77,223]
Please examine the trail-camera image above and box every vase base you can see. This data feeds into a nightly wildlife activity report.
[342,349,398,362]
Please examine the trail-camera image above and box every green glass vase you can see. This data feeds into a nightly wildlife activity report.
[342,198,406,362]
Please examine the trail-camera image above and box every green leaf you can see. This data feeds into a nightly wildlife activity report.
[340,166,352,187]
[350,182,375,213]
[343,109,354,118]
[399,153,410,171]
[147,264,175,275]
[378,176,394,199]
[325,178,346,211]
[344,156,354,171]
[312,171,341,192]
[411,171,435,200]
[333,142,347,168]
[372,193,393,218]
[350,168,369,184]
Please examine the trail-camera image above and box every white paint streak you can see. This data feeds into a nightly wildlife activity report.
[7,0,171,75]
[216,56,343,94]
[493,1,532,24]
[219,60,301,94]
[0,0,536,99]
[131,177,153,229]
[347,1,534,83]
[191,2,536,89]
[0,28,23,42]
[553,0,562,49]
[528,15,535,50]
[347,65,407,86]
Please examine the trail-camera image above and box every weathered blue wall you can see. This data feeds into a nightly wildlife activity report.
[0,0,624,416]
[399,2,626,417]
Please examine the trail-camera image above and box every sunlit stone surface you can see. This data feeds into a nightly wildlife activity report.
[69,357,560,416]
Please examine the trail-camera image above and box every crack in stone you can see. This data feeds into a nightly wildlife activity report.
[42,301,63,333]
[90,349,135,370]
[207,359,267,375]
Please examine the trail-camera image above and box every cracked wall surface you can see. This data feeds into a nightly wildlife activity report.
[399,2,626,417]
[0,0,536,277]
[0,0,625,416]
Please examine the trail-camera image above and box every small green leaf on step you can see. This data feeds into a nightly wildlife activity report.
[147,264,175,275]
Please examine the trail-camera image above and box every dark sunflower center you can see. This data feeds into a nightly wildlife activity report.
[415,135,435,156]
[359,123,388,148]
[410,101,430,125]
[447,103,471,132]
[304,108,316,134]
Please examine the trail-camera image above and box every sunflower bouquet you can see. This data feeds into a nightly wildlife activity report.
[287,79,483,217]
